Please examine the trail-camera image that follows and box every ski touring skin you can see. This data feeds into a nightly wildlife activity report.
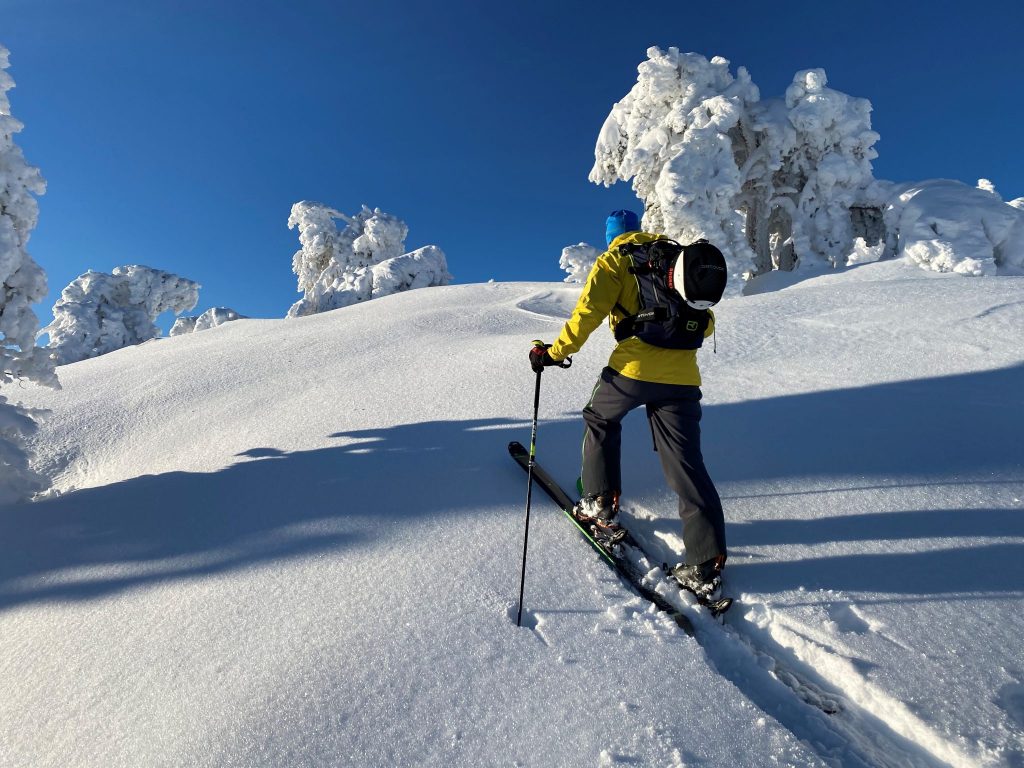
[507,441,732,627]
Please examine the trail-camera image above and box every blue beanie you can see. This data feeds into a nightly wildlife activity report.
[606,210,640,246]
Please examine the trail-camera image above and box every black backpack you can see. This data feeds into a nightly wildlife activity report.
[612,238,727,350]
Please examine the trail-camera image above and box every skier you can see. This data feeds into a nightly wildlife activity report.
[528,210,728,599]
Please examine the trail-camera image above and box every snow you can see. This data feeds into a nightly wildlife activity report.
[591,47,760,282]
[370,244,451,296]
[0,45,50,386]
[772,68,880,270]
[590,47,885,282]
[2,263,1024,766]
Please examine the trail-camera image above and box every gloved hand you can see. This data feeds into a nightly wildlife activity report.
[529,341,571,373]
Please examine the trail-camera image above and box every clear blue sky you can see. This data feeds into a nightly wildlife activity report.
[4,0,1023,324]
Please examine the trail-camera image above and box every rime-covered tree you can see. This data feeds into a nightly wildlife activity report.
[287,202,451,317]
[43,265,200,364]
[590,47,885,280]
[170,307,246,336]
[559,243,601,283]
[0,46,57,502]
[882,180,1024,276]
[754,70,882,271]
[371,246,451,295]
[591,47,761,282]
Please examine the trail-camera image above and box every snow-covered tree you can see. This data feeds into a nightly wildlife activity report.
[43,265,200,364]
[590,47,884,280]
[0,45,58,503]
[0,47,53,389]
[371,245,451,295]
[170,307,246,336]
[560,243,601,283]
[168,316,197,336]
[591,47,760,282]
[287,202,451,317]
[882,180,1024,276]
[753,70,883,271]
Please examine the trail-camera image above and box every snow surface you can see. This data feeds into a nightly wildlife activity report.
[3,262,1024,766]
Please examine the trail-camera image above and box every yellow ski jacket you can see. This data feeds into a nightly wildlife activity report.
[548,231,714,386]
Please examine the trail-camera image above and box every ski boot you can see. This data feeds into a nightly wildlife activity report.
[573,493,627,548]
[670,555,726,601]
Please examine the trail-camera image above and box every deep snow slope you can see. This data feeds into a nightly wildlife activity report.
[2,260,1023,767]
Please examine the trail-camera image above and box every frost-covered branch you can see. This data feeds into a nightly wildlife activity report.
[590,47,1024,280]
[591,47,760,282]
[0,46,55,389]
[371,246,451,295]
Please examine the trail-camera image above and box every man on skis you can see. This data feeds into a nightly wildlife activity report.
[529,209,728,599]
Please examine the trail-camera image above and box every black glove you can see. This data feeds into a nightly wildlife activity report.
[529,341,571,373]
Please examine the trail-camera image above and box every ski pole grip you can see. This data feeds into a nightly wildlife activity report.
[531,340,571,370]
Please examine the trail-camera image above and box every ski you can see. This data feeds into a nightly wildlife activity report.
[508,441,731,628]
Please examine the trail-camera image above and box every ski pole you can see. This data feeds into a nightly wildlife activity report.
[516,344,546,628]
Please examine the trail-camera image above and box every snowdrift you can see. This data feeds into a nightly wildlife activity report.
[3,261,1023,766]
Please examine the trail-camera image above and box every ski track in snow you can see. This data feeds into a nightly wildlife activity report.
[514,290,573,323]
[612,513,978,768]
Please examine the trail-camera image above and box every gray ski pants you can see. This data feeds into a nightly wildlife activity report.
[581,367,726,566]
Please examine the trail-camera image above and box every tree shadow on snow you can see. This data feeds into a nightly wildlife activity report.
[712,363,1023,487]
[608,363,1024,597]
[728,508,1024,548]
[0,417,580,614]
[709,363,1024,597]
[1,364,1022,612]
[734,542,1023,596]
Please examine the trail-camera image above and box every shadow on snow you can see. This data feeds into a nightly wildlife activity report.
[0,417,542,613]
[0,364,1021,612]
